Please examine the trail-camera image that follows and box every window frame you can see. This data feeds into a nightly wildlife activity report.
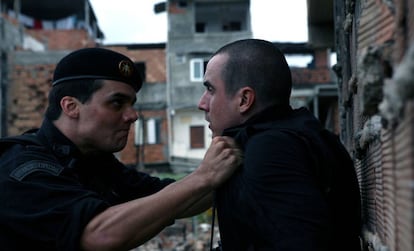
[134,118,162,145]
[190,58,204,82]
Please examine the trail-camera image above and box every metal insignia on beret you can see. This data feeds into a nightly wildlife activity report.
[118,60,133,77]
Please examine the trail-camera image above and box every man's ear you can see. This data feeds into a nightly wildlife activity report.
[238,87,255,113]
[60,96,80,118]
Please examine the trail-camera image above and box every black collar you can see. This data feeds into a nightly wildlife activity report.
[223,104,293,134]
[36,118,82,159]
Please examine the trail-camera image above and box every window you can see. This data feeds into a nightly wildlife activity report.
[222,21,241,31]
[135,118,161,145]
[146,119,158,144]
[178,1,188,8]
[190,59,203,82]
[195,2,248,33]
[190,126,205,149]
[195,22,206,33]
[190,58,207,82]
[134,119,144,145]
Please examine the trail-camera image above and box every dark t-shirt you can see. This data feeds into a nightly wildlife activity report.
[217,106,361,251]
[0,119,174,250]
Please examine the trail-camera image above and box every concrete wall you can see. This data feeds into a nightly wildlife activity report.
[166,0,252,167]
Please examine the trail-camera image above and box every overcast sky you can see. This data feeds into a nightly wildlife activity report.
[89,0,308,44]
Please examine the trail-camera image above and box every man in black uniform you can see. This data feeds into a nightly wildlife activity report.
[198,39,361,251]
[0,48,241,250]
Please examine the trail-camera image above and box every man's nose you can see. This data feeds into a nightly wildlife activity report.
[198,92,208,111]
[125,107,138,122]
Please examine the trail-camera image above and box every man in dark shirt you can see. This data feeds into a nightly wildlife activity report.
[198,39,361,251]
[0,48,241,250]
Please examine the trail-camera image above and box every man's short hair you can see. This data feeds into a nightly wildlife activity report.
[214,39,292,107]
[45,79,104,121]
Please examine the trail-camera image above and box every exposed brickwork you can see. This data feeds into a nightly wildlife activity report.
[291,48,333,84]
[291,68,332,84]
[25,29,97,50]
[357,0,395,51]
[335,0,414,249]
[8,62,53,135]
[394,0,408,63]
[394,102,414,251]
[105,46,166,83]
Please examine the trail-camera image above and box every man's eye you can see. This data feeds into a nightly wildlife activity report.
[111,100,124,107]
[206,85,213,92]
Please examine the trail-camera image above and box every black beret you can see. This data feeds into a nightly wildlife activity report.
[52,47,142,92]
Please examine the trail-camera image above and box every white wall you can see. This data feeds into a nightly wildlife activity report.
[171,110,211,159]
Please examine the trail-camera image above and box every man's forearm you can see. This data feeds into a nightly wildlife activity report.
[81,171,212,251]
[177,192,214,219]
[81,136,241,251]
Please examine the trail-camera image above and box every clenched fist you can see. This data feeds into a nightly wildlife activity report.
[197,136,243,188]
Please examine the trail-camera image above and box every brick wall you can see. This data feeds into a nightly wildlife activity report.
[291,67,332,84]
[26,29,97,50]
[291,48,332,84]
[7,28,96,136]
[105,46,166,83]
[334,0,414,250]
[8,62,54,135]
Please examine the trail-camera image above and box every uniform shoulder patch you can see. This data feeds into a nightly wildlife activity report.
[10,160,64,181]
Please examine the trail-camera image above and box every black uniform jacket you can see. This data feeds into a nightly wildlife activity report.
[217,105,360,251]
[0,118,174,251]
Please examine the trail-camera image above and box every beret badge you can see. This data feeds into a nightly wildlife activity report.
[118,60,134,77]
